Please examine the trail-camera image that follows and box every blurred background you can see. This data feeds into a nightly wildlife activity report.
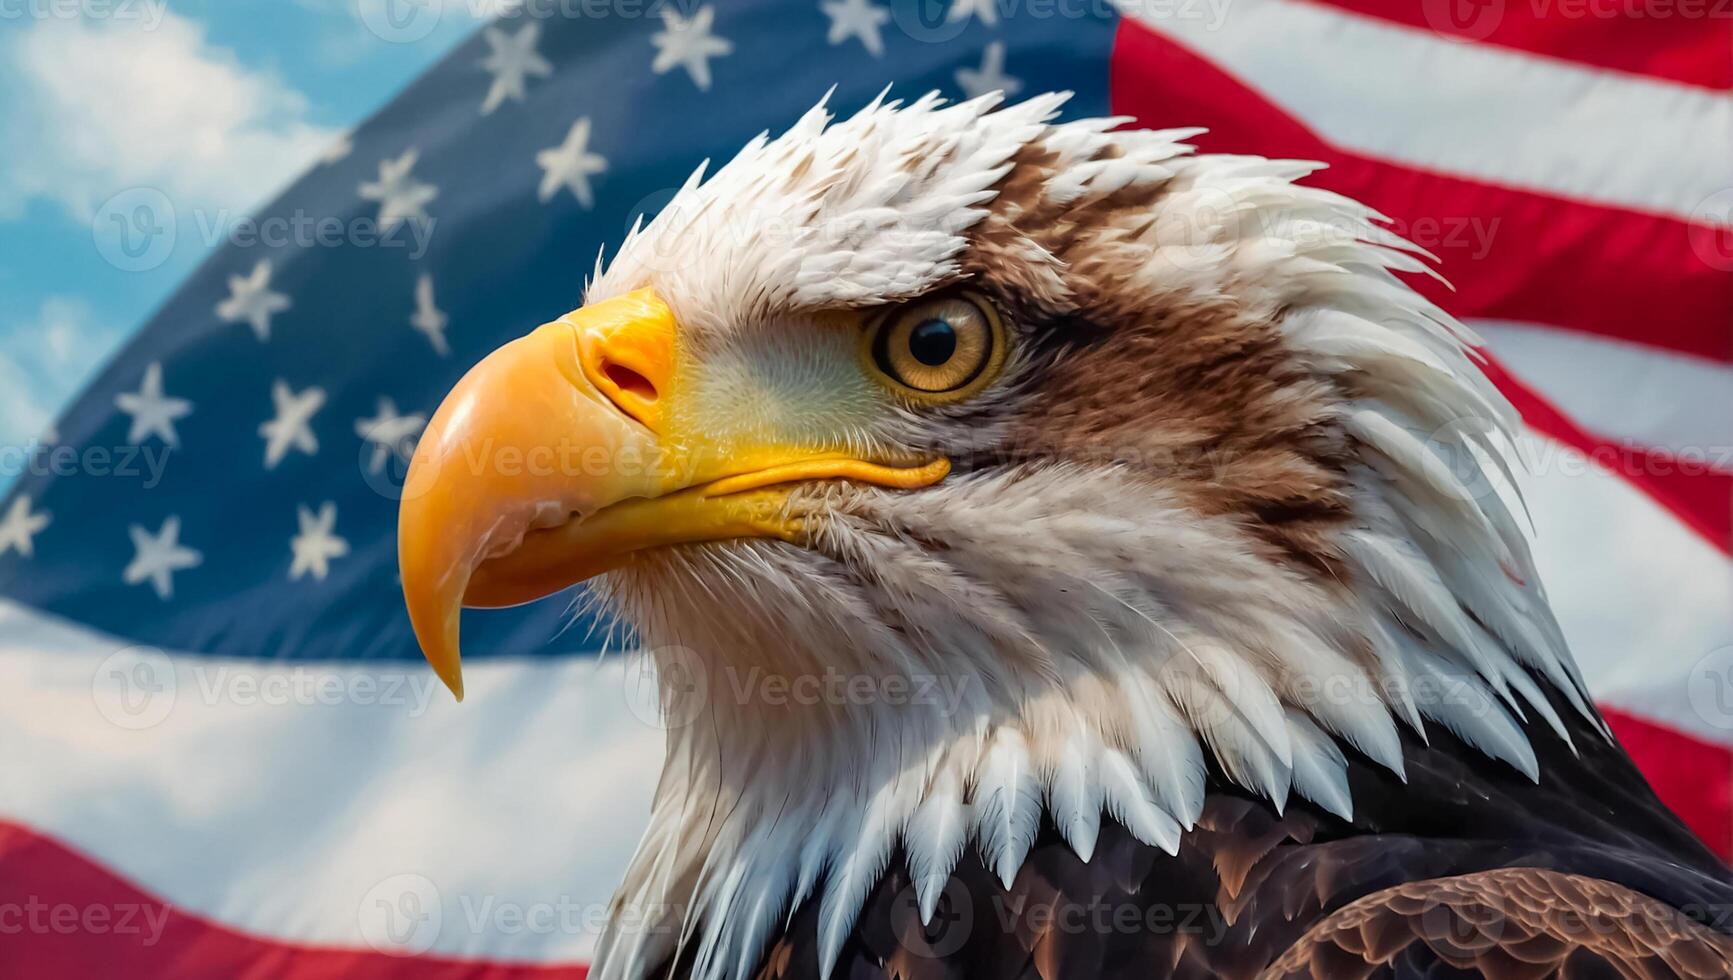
[0,0,1728,976]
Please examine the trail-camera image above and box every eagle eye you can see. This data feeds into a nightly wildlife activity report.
[867,293,1006,401]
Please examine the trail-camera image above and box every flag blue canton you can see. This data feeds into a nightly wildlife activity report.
[0,0,1116,663]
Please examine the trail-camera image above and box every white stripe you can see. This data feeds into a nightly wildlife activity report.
[1516,432,1733,745]
[0,598,663,962]
[1479,321,1733,466]
[1114,0,1733,221]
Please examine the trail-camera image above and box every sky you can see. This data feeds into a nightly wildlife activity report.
[0,0,501,453]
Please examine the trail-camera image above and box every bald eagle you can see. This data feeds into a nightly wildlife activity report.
[397,92,1733,978]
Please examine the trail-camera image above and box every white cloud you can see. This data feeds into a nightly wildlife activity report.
[0,360,54,451]
[0,11,340,223]
[0,297,116,448]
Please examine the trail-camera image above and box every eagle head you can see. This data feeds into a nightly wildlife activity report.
[397,91,1594,979]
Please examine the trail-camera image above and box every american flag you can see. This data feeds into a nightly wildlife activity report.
[0,0,1727,974]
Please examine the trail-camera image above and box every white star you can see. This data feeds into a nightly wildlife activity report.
[216,259,291,342]
[410,273,450,356]
[123,515,202,601]
[650,5,732,91]
[823,0,890,56]
[947,0,998,25]
[319,132,353,165]
[359,149,439,233]
[259,380,326,470]
[479,22,552,114]
[0,496,50,559]
[289,502,350,582]
[956,41,1022,101]
[114,362,193,448]
[355,397,427,474]
[536,117,608,208]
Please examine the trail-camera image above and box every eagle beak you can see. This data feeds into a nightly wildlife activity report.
[397,289,948,701]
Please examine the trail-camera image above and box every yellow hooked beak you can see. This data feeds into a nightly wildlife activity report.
[397,289,948,701]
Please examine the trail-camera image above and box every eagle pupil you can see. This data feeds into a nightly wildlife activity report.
[909,319,957,366]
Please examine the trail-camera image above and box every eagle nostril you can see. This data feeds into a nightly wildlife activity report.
[603,360,658,403]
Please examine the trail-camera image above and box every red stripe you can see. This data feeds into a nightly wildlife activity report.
[1303,0,1733,90]
[0,821,584,980]
[1109,18,1733,365]
[1603,708,1733,861]
[1481,354,1733,553]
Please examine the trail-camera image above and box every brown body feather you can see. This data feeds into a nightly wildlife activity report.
[645,700,1733,980]
[1269,870,1733,980]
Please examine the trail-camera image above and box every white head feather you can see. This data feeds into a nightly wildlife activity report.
[579,91,1594,980]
